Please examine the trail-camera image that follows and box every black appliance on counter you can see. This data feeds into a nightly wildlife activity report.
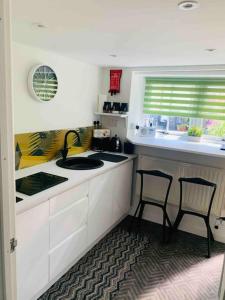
[124,141,134,154]
[91,128,123,153]
[16,172,68,196]
[110,135,122,153]
[91,137,111,152]
[91,128,111,152]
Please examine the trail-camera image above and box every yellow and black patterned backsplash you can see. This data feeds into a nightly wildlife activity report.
[15,127,93,170]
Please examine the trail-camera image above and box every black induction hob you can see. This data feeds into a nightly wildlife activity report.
[16,172,68,196]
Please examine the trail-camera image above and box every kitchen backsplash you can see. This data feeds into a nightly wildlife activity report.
[15,127,93,170]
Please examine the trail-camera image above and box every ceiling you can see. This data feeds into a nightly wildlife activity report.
[12,0,225,67]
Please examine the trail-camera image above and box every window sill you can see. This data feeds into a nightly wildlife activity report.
[127,132,225,158]
[156,131,223,144]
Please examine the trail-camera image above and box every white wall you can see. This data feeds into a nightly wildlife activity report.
[100,68,132,104]
[100,68,133,141]
[13,42,100,134]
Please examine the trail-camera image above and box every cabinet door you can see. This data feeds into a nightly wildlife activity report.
[88,171,114,246]
[16,202,49,300]
[49,225,87,281]
[112,161,133,223]
[50,197,88,249]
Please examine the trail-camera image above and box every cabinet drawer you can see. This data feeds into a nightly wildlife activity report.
[49,225,87,281]
[50,197,88,249]
[50,182,88,215]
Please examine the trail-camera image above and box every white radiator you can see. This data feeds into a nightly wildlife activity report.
[137,155,225,217]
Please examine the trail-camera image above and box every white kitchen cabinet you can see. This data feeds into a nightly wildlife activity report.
[112,161,133,223]
[16,201,49,300]
[49,225,87,280]
[16,158,134,299]
[88,170,114,246]
[88,162,133,246]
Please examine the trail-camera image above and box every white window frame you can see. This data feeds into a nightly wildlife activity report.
[141,72,225,143]
[128,67,225,138]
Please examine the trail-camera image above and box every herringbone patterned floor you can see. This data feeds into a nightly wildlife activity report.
[39,217,225,300]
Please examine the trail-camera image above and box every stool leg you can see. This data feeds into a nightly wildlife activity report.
[134,201,141,219]
[206,220,211,258]
[137,203,145,231]
[173,210,184,231]
[204,218,214,243]
[162,211,166,243]
[165,211,172,242]
[165,211,172,229]
[204,218,212,258]
[129,201,141,233]
[138,202,145,224]
[209,226,215,243]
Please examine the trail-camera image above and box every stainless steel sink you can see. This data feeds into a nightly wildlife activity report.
[56,157,104,170]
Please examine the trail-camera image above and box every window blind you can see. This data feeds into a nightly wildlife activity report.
[144,77,225,120]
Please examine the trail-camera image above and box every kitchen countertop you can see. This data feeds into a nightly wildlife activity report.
[15,151,136,215]
[127,134,225,158]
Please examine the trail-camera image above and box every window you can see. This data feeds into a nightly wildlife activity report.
[143,77,225,138]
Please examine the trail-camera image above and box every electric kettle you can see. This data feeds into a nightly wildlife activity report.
[110,135,122,152]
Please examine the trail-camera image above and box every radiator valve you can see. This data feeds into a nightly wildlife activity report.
[215,217,225,229]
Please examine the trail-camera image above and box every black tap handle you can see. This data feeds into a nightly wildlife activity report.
[61,148,68,161]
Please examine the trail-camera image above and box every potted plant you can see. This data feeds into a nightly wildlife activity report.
[177,124,188,132]
[187,126,203,142]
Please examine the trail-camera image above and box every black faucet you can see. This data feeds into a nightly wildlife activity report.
[61,130,81,161]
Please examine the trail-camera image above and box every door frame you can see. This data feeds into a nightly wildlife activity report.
[219,256,225,300]
[0,0,17,299]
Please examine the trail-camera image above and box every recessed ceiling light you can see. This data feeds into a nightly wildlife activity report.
[109,54,117,58]
[33,22,46,29]
[178,1,199,10]
[205,48,216,52]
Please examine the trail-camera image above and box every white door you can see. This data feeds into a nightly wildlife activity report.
[0,0,17,299]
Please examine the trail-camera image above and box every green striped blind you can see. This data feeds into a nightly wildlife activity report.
[144,77,225,120]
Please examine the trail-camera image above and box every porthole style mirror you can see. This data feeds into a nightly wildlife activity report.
[28,65,58,102]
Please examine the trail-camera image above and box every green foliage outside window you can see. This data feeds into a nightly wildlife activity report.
[206,121,225,137]
[188,126,203,137]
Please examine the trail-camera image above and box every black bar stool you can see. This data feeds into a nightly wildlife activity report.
[173,177,217,258]
[133,170,173,242]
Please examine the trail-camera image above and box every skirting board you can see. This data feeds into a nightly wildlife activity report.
[129,201,225,244]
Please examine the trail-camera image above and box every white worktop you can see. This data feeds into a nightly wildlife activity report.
[128,133,225,158]
[15,151,136,215]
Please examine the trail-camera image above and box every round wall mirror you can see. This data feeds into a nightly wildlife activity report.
[28,65,58,102]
